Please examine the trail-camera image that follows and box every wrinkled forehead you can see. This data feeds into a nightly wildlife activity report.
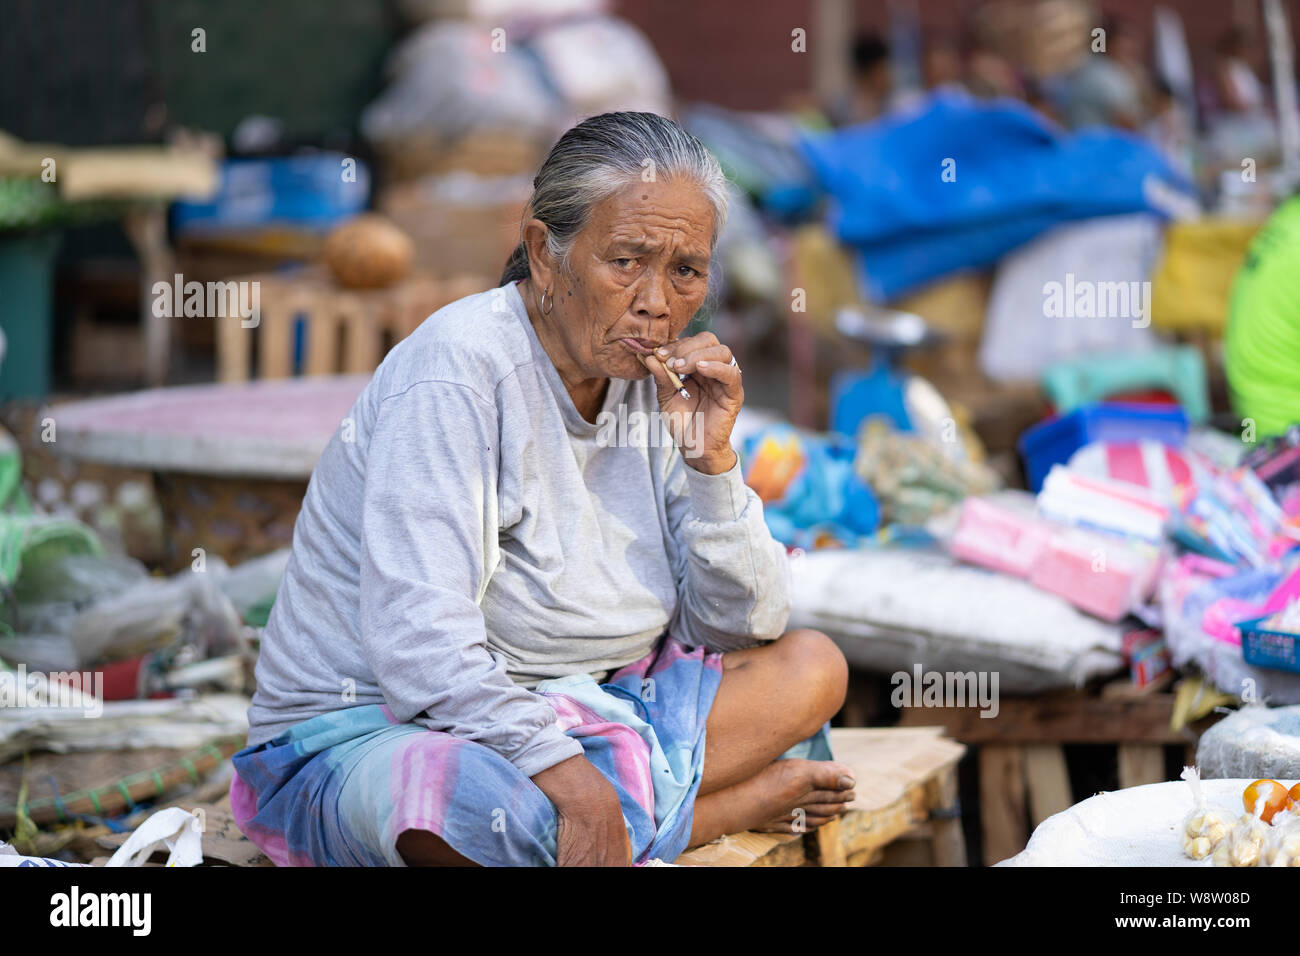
[583,179,717,257]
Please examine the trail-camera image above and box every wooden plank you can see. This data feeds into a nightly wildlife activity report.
[257,300,296,380]
[217,304,252,383]
[811,0,853,106]
[60,148,218,201]
[675,830,806,867]
[896,692,1200,744]
[927,764,967,866]
[124,207,175,387]
[818,728,964,866]
[979,744,1028,866]
[827,726,965,803]
[340,296,382,375]
[675,727,966,866]
[302,308,340,377]
[215,271,278,383]
[828,800,914,864]
[811,816,848,867]
[1024,744,1072,826]
[878,827,936,866]
[1101,671,1174,698]
[1118,744,1167,789]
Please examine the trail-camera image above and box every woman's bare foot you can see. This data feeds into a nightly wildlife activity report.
[688,758,856,846]
[750,759,857,833]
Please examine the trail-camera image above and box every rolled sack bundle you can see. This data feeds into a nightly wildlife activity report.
[1197,705,1300,781]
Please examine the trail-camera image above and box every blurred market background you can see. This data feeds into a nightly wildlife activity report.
[2,0,1300,867]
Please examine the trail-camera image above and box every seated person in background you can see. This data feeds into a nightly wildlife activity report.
[1059,16,1150,130]
[829,33,896,126]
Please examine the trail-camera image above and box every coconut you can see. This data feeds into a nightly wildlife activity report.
[324,214,414,289]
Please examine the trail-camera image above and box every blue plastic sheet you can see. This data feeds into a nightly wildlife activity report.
[740,424,879,549]
[799,91,1196,300]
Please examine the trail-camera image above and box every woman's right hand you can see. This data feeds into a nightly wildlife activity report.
[531,754,633,866]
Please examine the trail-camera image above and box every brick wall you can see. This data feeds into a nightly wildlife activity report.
[615,0,1298,111]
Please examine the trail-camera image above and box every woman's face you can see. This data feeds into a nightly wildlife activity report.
[528,177,715,383]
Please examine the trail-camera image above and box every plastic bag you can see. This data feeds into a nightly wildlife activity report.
[0,633,79,671]
[7,553,248,671]
[0,841,90,867]
[529,16,671,118]
[215,548,289,628]
[1213,791,1271,867]
[9,552,147,644]
[67,575,191,664]
[1197,705,1300,780]
[1264,811,1300,866]
[105,807,203,868]
[1179,766,1234,860]
[361,21,560,148]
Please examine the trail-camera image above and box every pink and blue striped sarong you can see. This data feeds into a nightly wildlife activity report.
[229,636,832,866]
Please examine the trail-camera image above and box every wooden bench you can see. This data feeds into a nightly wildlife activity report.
[674,726,966,867]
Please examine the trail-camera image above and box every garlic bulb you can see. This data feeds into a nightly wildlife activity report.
[1264,812,1300,867]
[1179,766,1234,860]
[1213,794,1270,867]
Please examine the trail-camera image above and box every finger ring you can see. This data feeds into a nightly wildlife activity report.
[728,355,739,371]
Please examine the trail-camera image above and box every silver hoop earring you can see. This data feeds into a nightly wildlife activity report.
[540,287,553,316]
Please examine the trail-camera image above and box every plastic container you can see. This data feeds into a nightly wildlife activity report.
[949,495,1052,579]
[1029,527,1160,622]
[171,154,369,237]
[1018,402,1189,492]
[0,231,61,399]
[1238,615,1300,674]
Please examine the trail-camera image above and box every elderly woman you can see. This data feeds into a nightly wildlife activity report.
[231,112,854,867]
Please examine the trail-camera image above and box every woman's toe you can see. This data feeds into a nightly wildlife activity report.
[810,761,857,792]
[805,788,856,805]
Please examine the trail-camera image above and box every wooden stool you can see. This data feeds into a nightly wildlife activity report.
[674,726,966,867]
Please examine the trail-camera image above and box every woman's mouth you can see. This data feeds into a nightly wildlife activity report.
[619,337,659,355]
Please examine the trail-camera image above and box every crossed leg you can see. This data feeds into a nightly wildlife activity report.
[686,628,856,847]
[398,628,853,865]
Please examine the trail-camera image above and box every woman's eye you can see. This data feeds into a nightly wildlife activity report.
[677,265,700,278]
[614,258,636,270]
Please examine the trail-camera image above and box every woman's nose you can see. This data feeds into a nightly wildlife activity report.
[633,272,670,321]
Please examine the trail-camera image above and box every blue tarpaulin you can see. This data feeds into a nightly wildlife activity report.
[799,91,1196,300]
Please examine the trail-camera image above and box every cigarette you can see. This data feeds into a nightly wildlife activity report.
[639,352,690,399]
[663,365,691,400]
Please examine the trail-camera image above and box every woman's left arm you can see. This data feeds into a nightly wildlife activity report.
[662,450,793,653]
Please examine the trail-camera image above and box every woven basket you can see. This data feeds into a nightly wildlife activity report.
[0,737,242,828]
[153,471,307,573]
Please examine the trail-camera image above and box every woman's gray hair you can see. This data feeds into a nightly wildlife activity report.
[499,111,729,285]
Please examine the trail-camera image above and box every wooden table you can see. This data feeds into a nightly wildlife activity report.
[50,376,368,569]
[675,726,966,867]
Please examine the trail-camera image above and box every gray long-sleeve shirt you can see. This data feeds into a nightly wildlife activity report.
[245,280,792,777]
